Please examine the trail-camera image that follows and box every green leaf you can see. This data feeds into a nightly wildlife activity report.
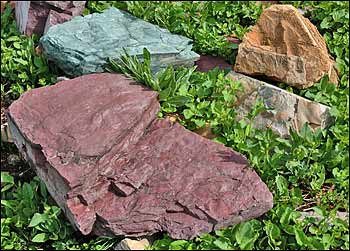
[22,182,34,201]
[33,57,43,68]
[183,109,194,119]
[1,172,14,184]
[294,227,309,246]
[166,95,192,107]
[31,233,48,243]
[280,207,293,225]
[264,221,281,241]
[169,240,188,250]
[275,175,288,195]
[213,237,231,250]
[29,213,49,227]
[39,180,48,199]
[234,221,260,250]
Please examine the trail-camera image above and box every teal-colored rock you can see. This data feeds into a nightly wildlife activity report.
[39,7,200,76]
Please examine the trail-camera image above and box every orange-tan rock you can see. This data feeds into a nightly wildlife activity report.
[234,4,338,89]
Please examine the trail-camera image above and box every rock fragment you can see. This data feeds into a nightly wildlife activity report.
[234,5,338,89]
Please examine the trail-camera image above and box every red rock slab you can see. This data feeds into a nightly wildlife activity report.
[7,73,273,240]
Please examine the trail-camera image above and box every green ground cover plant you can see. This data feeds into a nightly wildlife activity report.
[1,4,57,100]
[107,47,349,250]
[1,1,349,250]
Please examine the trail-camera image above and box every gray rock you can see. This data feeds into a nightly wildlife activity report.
[40,7,200,77]
[227,71,333,137]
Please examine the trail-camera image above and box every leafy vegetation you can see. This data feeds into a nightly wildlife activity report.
[107,47,349,250]
[1,1,349,250]
[1,172,120,250]
[1,4,57,100]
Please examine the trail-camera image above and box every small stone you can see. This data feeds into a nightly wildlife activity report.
[114,238,150,250]
[227,71,333,137]
[56,76,70,82]
[234,4,338,89]
[7,154,21,166]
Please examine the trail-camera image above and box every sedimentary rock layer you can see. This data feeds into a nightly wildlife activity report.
[7,73,273,239]
[227,71,333,137]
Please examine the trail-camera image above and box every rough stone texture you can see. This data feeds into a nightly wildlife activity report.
[234,4,338,89]
[114,238,150,250]
[15,1,86,36]
[39,7,200,77]
[195,55,232,72]
[7,73,273,240]
[227,71,333,137]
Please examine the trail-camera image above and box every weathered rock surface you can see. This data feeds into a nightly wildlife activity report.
[7,73,273,240]
[227,71,333,137]
[39,7,200,77]
[234,4,338,89]
[15,1,86,36]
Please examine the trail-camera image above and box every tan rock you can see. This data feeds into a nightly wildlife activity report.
[234,4,338,89]
[114,238,150,250]
[227,71,333,137]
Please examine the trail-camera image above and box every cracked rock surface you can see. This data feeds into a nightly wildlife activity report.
[227,71,333,137]
[39,7,199,77]
[7,73,273,240]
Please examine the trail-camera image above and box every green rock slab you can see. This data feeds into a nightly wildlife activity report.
[40,7,199,76]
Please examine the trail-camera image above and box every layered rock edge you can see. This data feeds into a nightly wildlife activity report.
[7,73,273,240]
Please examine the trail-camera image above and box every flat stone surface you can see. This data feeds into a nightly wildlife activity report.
[234,4,338,89]
[39,7,200,77]
[7,73,272,240]
[227,71,333,137]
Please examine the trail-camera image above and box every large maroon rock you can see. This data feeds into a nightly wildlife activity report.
[7,73,273,240]
[15,1,86,36]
